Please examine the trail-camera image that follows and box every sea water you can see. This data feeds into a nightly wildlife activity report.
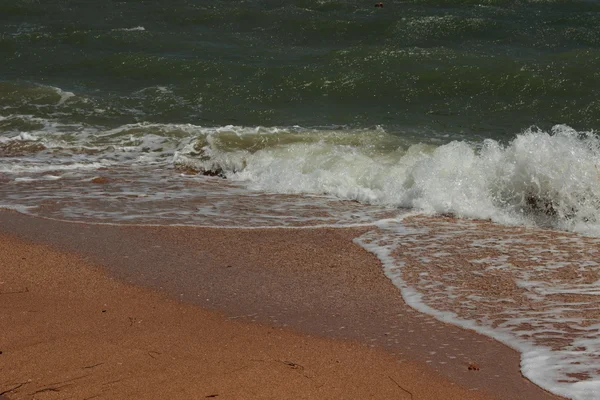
[3,1,600,398]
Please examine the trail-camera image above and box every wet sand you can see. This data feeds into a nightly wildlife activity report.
[0,211,562,399]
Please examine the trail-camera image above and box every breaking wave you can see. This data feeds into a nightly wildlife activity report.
[2,117,600,235]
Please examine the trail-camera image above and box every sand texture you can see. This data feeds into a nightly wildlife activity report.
[0,211,562,399]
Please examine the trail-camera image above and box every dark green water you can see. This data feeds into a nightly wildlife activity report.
[3,0,600,139]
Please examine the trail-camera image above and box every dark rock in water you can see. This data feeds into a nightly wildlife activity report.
[524,194,587,221]
[202,168,226,179]
[0,173,10,183]
[175,164,226,179]
[525,194,557,216]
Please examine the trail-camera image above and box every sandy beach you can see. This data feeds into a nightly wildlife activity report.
[0,211,561,399]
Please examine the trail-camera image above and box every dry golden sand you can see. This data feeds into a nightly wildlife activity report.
[0,233,490,400]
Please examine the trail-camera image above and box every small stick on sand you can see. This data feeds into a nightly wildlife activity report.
[389,376,414,399]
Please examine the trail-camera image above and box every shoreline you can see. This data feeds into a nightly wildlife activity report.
[0,211,562,399]
[1,232,492,399]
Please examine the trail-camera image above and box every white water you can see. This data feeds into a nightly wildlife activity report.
[177,123,600,236]
[2,118,600,234]
[356,217,600,400]
[113,26,146,32]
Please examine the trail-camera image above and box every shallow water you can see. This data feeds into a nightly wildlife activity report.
[358,215,600,400]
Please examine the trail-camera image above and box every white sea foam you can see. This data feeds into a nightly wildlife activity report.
[14,132,39,141]
[55,89,75,105]
[0,204,38,213]
[14,175,61,182]
[3,121,600,235]
[355,217,600,400]
[0,161,110,174]
[113,26,146,32]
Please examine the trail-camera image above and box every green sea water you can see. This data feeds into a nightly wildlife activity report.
[3,0,600,139]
